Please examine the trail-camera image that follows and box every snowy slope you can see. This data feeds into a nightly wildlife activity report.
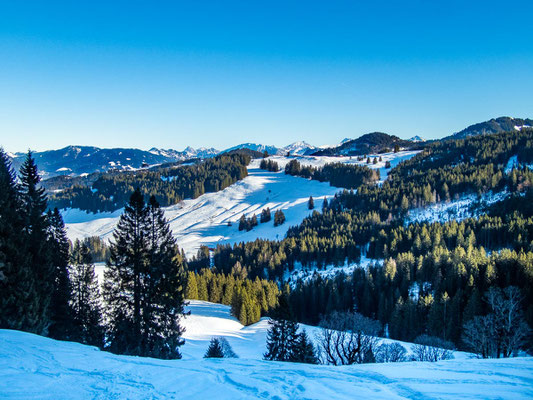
[64,159,339,257]
[63,151,420,257]
[1,301,532,399]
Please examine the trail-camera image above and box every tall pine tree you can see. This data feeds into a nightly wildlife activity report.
[47,208,76,340]
[19,151,54,334]
[264,293,300,362]
[70,241,105,347]
[103,190,186,359]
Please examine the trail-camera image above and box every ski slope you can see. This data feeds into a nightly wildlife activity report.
[1,300,532,399]
[62,152,419,258]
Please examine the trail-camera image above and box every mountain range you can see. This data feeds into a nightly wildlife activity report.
[6,116,529,178]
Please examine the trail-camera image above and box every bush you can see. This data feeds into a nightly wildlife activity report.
[411,335,454,362]
[375,342,407,363]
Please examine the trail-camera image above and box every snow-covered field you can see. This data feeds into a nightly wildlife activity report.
[1,300,532,399]
[62,152,419,257]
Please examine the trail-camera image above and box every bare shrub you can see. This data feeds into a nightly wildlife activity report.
[317,311,381,365]
[375,342,407,363]
[412,335,454,362]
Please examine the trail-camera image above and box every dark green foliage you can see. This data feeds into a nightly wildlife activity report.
[274,210,285,227]
[204,337,225,358]
[47,208,76,340]
[308,196,314,210]
[19,151,55,335]
[103,190,187,359]
[260,159,280,172]
[0,149,33,331]
[49,153,250,213]
[285,159,378,189]
[78,236,110,263]
[292,330,319,364]
[264,294,300,362]
[239,214,259,231]
[185,269,279,325]
[70,241,105,347]
[260,208,272,223]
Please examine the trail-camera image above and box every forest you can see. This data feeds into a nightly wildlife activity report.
[48,153,251,212]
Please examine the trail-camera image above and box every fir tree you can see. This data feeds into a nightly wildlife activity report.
[70,241,105,347]
[264,294,300,362]
[19,151,54,334]
[0,149,33,331]
[291,330,318,364]
[47,208,76,340]
[103,191,186,359]
[104,188,150,355]
[204,337,225,358]
[308,196,314,210]
[274,210,286,227]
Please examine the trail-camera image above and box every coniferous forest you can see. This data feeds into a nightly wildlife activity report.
[1,128,532,362]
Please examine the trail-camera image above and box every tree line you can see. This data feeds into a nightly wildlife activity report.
[49,153,251,213]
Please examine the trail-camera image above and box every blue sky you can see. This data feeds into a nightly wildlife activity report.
[1,1,532,152]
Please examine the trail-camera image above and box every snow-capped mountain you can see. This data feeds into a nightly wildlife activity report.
[8,146,188,178]
[281,141,318,155]
[221,143,281,155]
[409,135,425,142]
[149,146,219,160]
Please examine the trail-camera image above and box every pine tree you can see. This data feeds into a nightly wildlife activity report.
[0,149,33,331]
[144,195,187,359]
[291,330,318,364]
[308,196,314,210]
[70,241,105,347]
[186,271,199,299]
[104,188,150,355]
[274,210,286,227]
[204,337,225,358]
[47,208,76,340]
[19,151,54,334]
[103,191,186,359]
[264,294,300,361]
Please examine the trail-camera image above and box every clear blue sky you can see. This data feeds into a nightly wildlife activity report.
[1,1,532,152]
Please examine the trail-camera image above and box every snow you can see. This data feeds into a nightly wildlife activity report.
[62,151,420,258]
[406,191,510,225]
[1,300,532,399]
[506,155,519,173]
[267,150,421,183]
[63,159,340,257]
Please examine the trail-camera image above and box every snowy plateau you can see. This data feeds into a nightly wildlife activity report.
[2,300,532,400]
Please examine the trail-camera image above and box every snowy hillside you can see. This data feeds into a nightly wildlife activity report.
[1,300,532,399]
[62,151,419,257]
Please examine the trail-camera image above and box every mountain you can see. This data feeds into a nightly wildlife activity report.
[221,143,280,156]
[447,117,533,140]
[8,145,219,178]
[312,132,415,156]
[409,135,425,142]
[282,141,318,155]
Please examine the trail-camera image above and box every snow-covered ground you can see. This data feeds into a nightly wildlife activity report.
[268,150,421,183]
[63,159,339,257]
[1,300,532,399]
[406,190,510,225]
[62,152,420,258]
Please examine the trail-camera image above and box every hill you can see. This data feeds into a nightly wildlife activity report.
[447,116,533,140]
[312,132,417,156]
[1,301,531,399]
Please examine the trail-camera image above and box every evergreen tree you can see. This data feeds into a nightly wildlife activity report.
[291,330,318,364]
[274,210,286,227]
[0,149,33,331]
[308,196,314,210]
[70,241,105,347]
[104,188,149,355]
[264,294,300,362]
[19,151,54,334]
[204,337,225,358]
[103,190,186,359]
[47,208,76,340]
[186,271,199,299]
